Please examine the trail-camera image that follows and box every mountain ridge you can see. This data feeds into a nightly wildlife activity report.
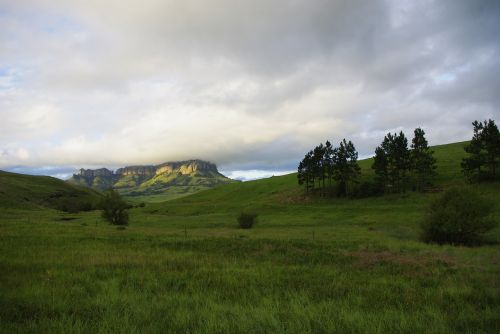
[68,159,236,201]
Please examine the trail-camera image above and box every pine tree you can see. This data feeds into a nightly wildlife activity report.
[298,151,314,193]
[392,131,411,192]
[373,132,410,193]
[481,119,500,178]
[372,146,388,190]
[324,140,334,188]
[462,119,500,181]
[313,144,326,194]
[411,128,437,191]
[332,139,361,198]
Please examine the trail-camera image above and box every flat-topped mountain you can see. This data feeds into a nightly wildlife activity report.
[68,159,235,201]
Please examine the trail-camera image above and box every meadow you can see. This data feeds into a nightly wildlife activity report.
[1,142,499,333]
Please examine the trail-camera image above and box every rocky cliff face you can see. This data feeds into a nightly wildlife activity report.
[77,168,114,178]
[115,166,156,176]
[113,160,218,177]
[68,159,233,195]
[155,160,218,175]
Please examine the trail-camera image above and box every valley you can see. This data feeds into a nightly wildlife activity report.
[0,142,499,333]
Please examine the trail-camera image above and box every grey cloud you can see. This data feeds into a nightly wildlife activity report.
[0,0,499,176]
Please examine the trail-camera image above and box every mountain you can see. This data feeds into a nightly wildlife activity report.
[0,170,101,212]
[67,159,236,201]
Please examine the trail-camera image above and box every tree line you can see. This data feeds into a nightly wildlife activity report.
[298,119,499,197]
[297,127,437,197]
[297,139,360,197]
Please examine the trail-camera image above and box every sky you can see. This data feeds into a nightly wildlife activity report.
[1,0,499,180]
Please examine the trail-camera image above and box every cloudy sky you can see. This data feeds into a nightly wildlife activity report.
[1,0,499,180]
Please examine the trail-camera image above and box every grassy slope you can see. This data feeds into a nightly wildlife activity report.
[152,141,471,213]
[122,171,236,203]
[0,170,101,210]
[1,141,499,333]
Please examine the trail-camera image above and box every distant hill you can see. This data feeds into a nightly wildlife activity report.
[149,141,472,212]
[67,159,236,201]
[0,170,101,211]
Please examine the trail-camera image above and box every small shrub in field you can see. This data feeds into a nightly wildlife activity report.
[99,189,129,226]
[421,187,496,245]
[237,212,257,229]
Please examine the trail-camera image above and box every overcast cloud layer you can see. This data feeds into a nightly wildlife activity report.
[1,0,499,178]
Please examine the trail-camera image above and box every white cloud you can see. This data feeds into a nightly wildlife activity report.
[0,0,499,177]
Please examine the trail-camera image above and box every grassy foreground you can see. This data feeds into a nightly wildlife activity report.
[1,142,500,333]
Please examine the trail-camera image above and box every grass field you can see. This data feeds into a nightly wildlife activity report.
[1,142,499,333]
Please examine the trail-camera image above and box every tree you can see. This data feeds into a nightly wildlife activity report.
[332,139,361,198]
[420,187,496,245]
[411,128,437,191]
[100,189,129,225]
[462,119,500,181]
[372,132,410,193]
[312,143,326,193]
[392,131,411,192]
[482,119,500,178]
[324,140,335,188]
[372,146,388,190]
[297,139,361,197]
[298,150,315,193]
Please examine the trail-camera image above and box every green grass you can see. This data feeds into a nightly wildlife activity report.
[122,172,235,203]
[0,170,101,211]
[1,141,499,333]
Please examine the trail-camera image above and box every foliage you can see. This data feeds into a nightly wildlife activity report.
[99,189,129,225]
[420,187,496,245]
[351,181,383,198]
[411,128,437,191]
[237,212,258,229]
[462,119,500,182]
[372,131,411,193]
[297,139,360,197]
[332,139,361,197]
[55,199,94,213]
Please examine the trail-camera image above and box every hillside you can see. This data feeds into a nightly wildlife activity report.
[150,141,473,213]
[1,140,499,333]
[0,170,101,211]
[68,159,236,202]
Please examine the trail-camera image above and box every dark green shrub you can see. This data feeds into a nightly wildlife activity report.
[421,187,496,245]
[55,199,92,213]
[99,189,129,226]
[237,212,258,229]
[352,181,383,198]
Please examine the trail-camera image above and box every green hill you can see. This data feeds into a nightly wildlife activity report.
[0,170,101,211]
[149,141,473,213]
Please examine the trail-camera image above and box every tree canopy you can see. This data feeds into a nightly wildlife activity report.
[462,119,500,182]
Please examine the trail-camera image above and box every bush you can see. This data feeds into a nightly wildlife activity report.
[55,199,94,213]
[237,212,258,229]
[420,187,496,245]
[352,181,383,198]
[99,189,129,226]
